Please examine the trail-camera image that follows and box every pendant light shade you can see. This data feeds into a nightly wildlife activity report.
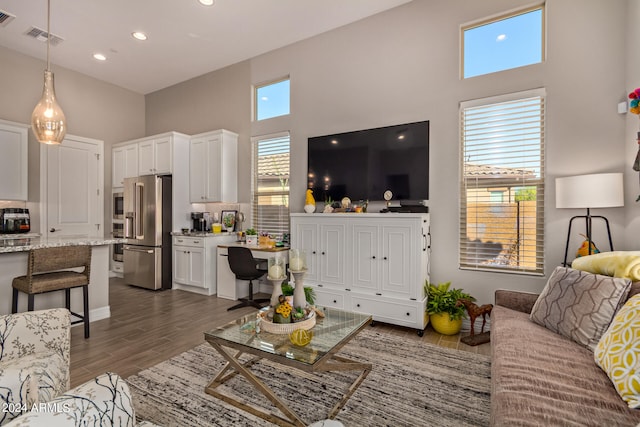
[31,0,66,145]
[32,70,66,144]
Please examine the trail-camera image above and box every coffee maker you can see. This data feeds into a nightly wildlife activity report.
[191,212,210,232]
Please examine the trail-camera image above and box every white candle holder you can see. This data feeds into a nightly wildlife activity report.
[267,256,286,307]
[288,249,306,272]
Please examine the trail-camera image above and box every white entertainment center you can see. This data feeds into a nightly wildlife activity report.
[290,212,430,335]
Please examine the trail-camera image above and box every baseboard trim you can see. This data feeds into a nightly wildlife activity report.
[70,305,111,326]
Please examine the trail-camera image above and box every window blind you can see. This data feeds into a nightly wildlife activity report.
[460,89,545,275]
[252,133,290,237]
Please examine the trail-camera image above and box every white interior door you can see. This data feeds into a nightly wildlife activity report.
[42,135,104,239]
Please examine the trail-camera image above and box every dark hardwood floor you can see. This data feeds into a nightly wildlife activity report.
[69,278,490,387]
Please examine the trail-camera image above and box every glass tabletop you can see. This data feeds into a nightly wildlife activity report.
[204,307,372,366]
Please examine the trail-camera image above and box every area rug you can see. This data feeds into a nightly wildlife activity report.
[126,328,491,426]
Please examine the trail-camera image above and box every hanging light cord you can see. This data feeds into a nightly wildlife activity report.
[46,0,51,72]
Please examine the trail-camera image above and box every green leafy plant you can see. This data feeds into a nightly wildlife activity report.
[245,228,257,236]
[281,280,316,305]
[425,281,475,321]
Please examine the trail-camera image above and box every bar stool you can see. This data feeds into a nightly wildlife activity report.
[12,245,92,338]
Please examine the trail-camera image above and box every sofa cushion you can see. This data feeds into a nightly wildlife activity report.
[491,304,640,426]
[4,372,137,427]
[0,352,67,426]
[530,266,631,351]
[595,294,640,408]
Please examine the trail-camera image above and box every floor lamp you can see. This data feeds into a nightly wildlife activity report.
[556,173,624,267]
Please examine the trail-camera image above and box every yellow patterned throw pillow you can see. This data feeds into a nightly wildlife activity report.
[594,294,640,408]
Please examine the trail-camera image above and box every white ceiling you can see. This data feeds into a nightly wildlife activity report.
[0,0,412,94]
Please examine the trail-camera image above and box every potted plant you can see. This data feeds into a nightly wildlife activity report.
[245,228,258,245]
[425,281,475,335]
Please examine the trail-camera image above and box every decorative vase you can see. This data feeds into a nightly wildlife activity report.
[430,312,462,335]
[304,204,316,214]
[246,235,258,245]
[290,270,307,309]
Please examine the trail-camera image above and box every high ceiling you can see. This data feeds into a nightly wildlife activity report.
[0,0,412,94]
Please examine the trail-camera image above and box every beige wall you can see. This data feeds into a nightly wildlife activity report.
[145,0,631,304]
[0,45,145,223]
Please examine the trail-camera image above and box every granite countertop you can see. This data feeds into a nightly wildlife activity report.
[0,235,125,253]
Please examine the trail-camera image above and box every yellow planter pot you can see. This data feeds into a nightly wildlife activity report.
[430,312,462,335]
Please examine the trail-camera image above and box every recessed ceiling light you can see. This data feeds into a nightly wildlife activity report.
[132,31,148,41]
[496,34,507,42]
[93,53,106,61]
[198,0,215,6]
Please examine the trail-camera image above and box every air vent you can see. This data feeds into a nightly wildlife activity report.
[0,10,16,27]
[25,26,64,46]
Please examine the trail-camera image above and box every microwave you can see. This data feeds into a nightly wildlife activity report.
[113,192,124,220]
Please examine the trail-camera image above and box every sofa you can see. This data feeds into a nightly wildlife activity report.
[0,308,155,427]
[490,269,640,426]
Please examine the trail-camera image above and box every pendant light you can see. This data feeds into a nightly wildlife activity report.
[31,0,66,145]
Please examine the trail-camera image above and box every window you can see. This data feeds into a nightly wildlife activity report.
[255,78,290,121]
[460,89,545,275]
[252,132,290,237]
[462,5,544,78]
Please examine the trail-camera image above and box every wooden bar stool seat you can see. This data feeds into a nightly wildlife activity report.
[12,246,92,338]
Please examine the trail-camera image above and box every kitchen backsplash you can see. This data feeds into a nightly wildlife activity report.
[0,201,27,209]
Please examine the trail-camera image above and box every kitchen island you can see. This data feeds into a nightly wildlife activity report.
[0,235,122,320]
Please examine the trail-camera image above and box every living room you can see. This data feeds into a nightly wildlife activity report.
[0,0,639,426]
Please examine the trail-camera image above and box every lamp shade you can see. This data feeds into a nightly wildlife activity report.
[555,173,624,209]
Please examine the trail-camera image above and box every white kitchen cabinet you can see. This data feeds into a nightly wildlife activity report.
[139,136,172,175]
[0,120,28,201]
[172,234,236,296]
[112,144,138,187]
[189,129,238,203]
[291,213,430,334]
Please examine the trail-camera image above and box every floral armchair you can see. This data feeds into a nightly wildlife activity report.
[0,309,155,427]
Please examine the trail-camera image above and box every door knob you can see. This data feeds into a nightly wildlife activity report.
[50,227,58,232]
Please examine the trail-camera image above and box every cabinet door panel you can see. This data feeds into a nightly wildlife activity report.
[205,135,222,201]
[381,225,413,296]
[292,222,319,283]
[188,247,205,288]
[320,224,346,286]
[351,224,378,291]
[154,137,172,174]
[124,144,138,178]
[112,147,125,187]
[138,140,154,175]
[173,248,189,284]
[189,138,208,202]
[0,122,28,201]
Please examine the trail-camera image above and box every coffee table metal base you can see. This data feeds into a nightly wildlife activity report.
[204,340,372,427]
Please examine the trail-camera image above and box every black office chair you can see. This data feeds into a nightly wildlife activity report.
[226,246,270,311]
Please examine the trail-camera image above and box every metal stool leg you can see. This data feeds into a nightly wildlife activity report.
[65,288,71,310]
[82,285,89,338]
[11,288,18,313]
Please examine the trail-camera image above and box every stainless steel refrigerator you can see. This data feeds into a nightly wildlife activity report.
[123,175,172,290]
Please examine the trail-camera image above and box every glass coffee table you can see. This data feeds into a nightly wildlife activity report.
[204,307,373,427]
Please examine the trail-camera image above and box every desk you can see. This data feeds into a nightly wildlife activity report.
[216,244,289,300]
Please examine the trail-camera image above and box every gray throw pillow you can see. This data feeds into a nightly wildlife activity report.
[530,266,632,351]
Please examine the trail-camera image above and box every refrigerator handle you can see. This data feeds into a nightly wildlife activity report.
[135,182,144,240]
[124,214,134,238]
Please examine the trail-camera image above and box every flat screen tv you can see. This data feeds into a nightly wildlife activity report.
[307,120,429,203]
